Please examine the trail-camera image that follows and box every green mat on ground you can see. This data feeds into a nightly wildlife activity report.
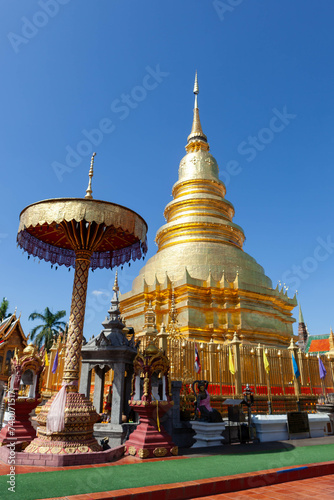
[1,444,334,500]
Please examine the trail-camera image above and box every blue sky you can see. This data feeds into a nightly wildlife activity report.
[1,0,334,341]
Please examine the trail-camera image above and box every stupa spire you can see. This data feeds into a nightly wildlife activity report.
[186,72,208,152]
[299,303,304,323]
[298,302,308,351]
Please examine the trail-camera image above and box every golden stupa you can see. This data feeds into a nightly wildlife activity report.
[120,74,297,346]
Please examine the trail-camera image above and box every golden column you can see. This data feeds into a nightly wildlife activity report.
[231,332,242,395]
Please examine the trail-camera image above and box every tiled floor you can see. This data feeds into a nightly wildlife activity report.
[194,473,334,499]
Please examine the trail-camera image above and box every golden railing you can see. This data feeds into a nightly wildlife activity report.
[139,335,334,400]
[41,333,334,414]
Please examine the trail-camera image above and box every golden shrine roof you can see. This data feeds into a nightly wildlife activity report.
[0,313,27,347]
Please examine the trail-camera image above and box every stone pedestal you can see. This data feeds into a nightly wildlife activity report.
[189,421,226,448]
[94,423,125,449]
[125,401,177,458]
[0,399,39,447]
[94,422,139,448]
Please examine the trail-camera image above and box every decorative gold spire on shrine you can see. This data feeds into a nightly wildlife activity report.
[85,152,96,199]
[154,72,245,254]
[186,72,209,152]
[329,327,334,352]
[113,270,119,292]
[167,288,181,338]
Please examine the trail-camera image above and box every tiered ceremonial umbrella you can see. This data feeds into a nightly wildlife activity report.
[17,154,147,454]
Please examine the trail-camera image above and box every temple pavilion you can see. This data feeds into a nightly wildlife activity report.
[0,311,27,386]
[120,75,297,347]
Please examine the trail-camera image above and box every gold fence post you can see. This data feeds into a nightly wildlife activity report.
[250,348,257,395]
[298,348,305,386]
[264,347,272,413]
[278,350,285,395]
[256,343,264,386]
[305,353,313,395]
[326,351,334,390]
[318,353,326,396]
[329,357,334,389]
[288,338,301,410]
[200,342,205,379]
[217,343,223,396]
[209,338,215,383]
[231,332,242,395]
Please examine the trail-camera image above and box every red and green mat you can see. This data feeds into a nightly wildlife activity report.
[1,443,334,500]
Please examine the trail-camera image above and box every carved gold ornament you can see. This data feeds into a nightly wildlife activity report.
[138,448,150,458]
[153,447,167,457]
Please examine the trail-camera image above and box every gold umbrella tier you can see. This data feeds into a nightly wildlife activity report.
[17,198,147,269]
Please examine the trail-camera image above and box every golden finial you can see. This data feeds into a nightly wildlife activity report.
[113,270,119,292]
[329,327,334,351]
[186,72,208,151]
[85,152,96,199]
[193,70,199,108]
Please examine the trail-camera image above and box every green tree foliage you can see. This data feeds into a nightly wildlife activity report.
[29,307,67,352]
[0,297,10,322]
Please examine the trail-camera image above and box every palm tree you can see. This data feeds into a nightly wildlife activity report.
[29,307,67,352]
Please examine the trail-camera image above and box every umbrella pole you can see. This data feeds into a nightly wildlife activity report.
[63,250,92,390]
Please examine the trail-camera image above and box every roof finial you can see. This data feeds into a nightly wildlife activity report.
[113,270,119,292]
[85,152,96,199]
[186,72,208,151]
[193,70,199,109]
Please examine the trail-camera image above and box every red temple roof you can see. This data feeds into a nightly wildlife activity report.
[308,338,330,353]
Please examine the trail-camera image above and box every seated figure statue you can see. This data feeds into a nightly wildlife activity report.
[192,380,222,423]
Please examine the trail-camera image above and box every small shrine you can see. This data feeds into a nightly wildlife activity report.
[0,311,28,387]
[125,341,177,458]
[0,344,44,448]
[80,272,138,447]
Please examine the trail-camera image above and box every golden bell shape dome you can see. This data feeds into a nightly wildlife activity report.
[23,344,38,356]
[144,342,159,356]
